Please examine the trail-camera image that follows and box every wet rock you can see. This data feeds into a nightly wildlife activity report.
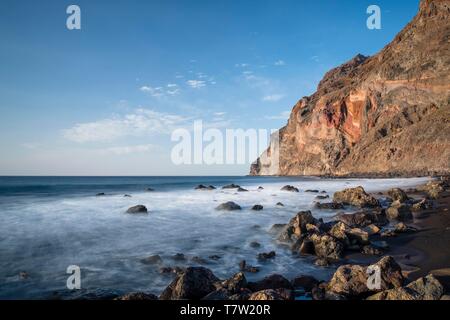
[248,289,293,300]
[363,224,381,236]
[411,199,433,211]
[278,211,317,242]
[126,205,148,214]
[141,254,163,265]
[315,195,330,200]
[202,288,231,300]
[305,189,319,193]
[216,201,242,211]
[159,266,185,275]
[276,202,285,207]
[239,260,260,273]
[281,185,299,192]
[251,205,263,211]
[19,271,29,280]
[124,194,132,198]
[314,202,345,210]
[380,230,397,238]
[387,188,409,203]
[191,256,209,265]
[419,180,445,199]
[291,275,319,292]
[209,255,221,261]
[257,251,276,261]
[367,274,444,300]
[333,210,388,228]
[96,193,105,196]
[237,187,249,192]
[249,241,261,248]
[172,253,186,261]
[309,233,344,260]
[145,188,155,192]
[115,292,158,300]
[361,245,383,256]
[222,184,241,189]
[314,258,331,267]
[195,184,216,190]
[220,272,248,294]
[258,186,264,190]
[248,274,293,292]
[333,186,380,208]
[294,238,315,255]
[159,267,219,300]
[327,256,404,298]
[394,222,416,233]
[386,201,412,221]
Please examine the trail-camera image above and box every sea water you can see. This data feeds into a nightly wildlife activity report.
[0,176,428,299]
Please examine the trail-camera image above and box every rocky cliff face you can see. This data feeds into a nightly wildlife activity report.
[251,0,450,177]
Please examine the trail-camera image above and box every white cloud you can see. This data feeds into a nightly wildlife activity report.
[265,111,291,120]
[262,94,285,102]
[167,83,178,88]
[62,109,190,143]
[214,112,226,116]
[274,60,286,66]
[140,86,164,97]
[311,55,319,62]
[235,63,249,68]
[98,144,154,155]
[187,80,206,89]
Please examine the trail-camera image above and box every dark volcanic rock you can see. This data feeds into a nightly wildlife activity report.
[281,185,299,192]
[291,275,320,292]
[248,274,293,292]
[276,202,285,207]
[333,187,380,208]
[159,267,219,300]
[222,184,241,189]
[215,201,242,211]
[251,204,264,211]
[237,187,249,192]
[314,202,345,210]
[257,251,276,261]
[126,205,148,214]
[195,184,216,190]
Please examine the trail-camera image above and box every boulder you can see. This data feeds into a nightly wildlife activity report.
[126,205,148,214]
[248,274,293,292]
[195,184,216,190]
[314,258,331,267]
[387,188,409,203]
[291,275,319,292]
[219,272,248,294]
[239,260,260,273]
[281,185,299,192]
[411,199,433,211]
[361,245,383,256]
[367,274,444,300]
[248,289,293,300]
[327,256,404,298]
[329,222,369,246]
[257,251,276,261]
[251,205,264,211]
[315,195,330,200]
[172,253,186,261]
[145,188,155,192]
[115,292,158,300]
[276,202,284,207]
[216,201,241,211]
[309,234,344,260]
[314,202,345,210]
[249,241,261,248]
[222,184,241,189]
[258,186,264,190]
[237,187,249,192]
[305,189,319,193]
[96,193,106,196]
[333,210,388,228]
[124,194,132,198]
[333,186,380,208]
[386,201,412,221]
[394,222,416,233]
[278,211,317,242]
[363,224,381,236]
[419,180,445,199]
[159,267,219,300]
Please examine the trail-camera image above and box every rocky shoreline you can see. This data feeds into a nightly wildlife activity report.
[106,176,450,301]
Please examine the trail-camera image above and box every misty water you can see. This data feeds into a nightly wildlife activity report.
[0,176,428,299]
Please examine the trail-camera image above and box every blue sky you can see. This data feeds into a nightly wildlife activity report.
[0,0,419,175]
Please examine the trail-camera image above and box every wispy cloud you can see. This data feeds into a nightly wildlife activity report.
[187,80,206,89]
[235,63,249,68]
[310,55,320,62]
[62,109,190,143]
[265,110,291,120]
[98,144,154,155]
[140,85,164,97]
[262,94,285,102]
[274,60,286,66]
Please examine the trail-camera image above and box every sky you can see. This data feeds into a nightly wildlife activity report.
[0,0,420,176]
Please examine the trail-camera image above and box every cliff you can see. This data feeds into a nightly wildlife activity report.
[251,0,450,177]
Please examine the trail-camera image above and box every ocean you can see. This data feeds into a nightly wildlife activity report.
[0,176,428,299]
